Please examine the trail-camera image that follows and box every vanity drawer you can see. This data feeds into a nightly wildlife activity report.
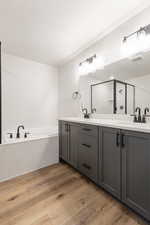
[79,124,98,137]
[78,134,98,182]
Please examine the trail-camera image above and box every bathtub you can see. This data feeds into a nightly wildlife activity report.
[0,127,59,182]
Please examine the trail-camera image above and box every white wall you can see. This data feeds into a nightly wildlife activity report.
[59,6,150,117]
[0,54,59,181]
[2,54,58,134]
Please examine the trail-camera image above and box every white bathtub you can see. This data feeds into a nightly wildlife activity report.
[0,127,59,182]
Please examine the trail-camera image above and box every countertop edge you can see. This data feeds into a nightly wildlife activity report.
[59,118,150,134]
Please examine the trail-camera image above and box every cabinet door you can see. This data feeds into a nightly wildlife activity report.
[68,124,79,168]
[122,130,150,221]
[99,127,121,199]
[59,121,69,161]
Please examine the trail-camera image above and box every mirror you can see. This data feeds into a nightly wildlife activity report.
[91,80,135,114]
[78,50,150,115]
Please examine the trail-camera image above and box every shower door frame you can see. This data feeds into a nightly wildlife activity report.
[91,79,135,115]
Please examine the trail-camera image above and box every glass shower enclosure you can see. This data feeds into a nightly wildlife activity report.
[91,79,135,114]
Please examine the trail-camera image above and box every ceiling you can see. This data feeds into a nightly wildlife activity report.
[0,0,150,66]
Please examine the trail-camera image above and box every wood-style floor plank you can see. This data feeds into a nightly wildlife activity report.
[0,163,148,225]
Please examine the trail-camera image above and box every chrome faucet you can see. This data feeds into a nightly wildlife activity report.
[135,107,142,122]
[131,107,150,123]
[16,125,25,138]
[82,108,90,119]
[142,107,150,123]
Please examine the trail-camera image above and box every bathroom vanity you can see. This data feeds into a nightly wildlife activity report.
[59,118,150,222]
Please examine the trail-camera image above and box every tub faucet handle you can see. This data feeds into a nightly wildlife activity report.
[24,132,30,138]
[7,133,13,139]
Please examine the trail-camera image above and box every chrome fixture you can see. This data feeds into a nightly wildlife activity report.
[16,125,25,138]
[131,107,150,123]
[78,54,104,76]
[79,54,96,66]
[135,107,142,122]
[91,108,96,113]
[24,132,30,138]
[122,24,150,57]
[142,107,150,123]
[7,133,13,139]
[123,24,150,43]
[82,108,90,119]
[131,107,141,123]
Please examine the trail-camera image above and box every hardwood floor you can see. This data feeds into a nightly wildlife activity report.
[0,163,148,225]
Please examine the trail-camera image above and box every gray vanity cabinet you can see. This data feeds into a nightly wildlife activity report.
[78,135,98,182]
[122,130,150,221]
[99,127,121,199]
[59,120,150,221]
[68,123,79,168]
[59,121,98,182]
[59,121,78,167]
[78,125,98,182]
[59,121,69,162]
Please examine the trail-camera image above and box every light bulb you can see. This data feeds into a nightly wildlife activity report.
[78,55,104,76]
[93,56,105,70]
[121,34,140,58]
[78,64,85,76]
[78,61,90,76]
[121,30,150,58]
[86,62,96,74]
[141,33,150,52]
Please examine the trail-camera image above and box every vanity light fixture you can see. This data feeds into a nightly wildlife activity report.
[121,24,150,58]
[78,54,104,76]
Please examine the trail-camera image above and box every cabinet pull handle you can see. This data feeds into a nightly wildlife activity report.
[116,132,120,147]
[121,134,125,147]
[82,163,91,170]
[82,128,91,132]
[65,124,70,132]
[82,143,91,148]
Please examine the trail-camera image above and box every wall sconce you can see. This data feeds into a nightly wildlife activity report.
[121,24,150,58]
[78,54,104,76]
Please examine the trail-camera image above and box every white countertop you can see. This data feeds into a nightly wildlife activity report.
[59,117,150,134]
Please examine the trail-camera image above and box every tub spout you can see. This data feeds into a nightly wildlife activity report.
[16,125,25,138]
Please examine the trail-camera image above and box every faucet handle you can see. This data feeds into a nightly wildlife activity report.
[7,133,13,139]
[82,108,90,119]
[142,108,150,123]
[91,108,96,113]
[144,107,150,115]
[24,132,30,138]
[130,114,137,122]
[82,108,87,112]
